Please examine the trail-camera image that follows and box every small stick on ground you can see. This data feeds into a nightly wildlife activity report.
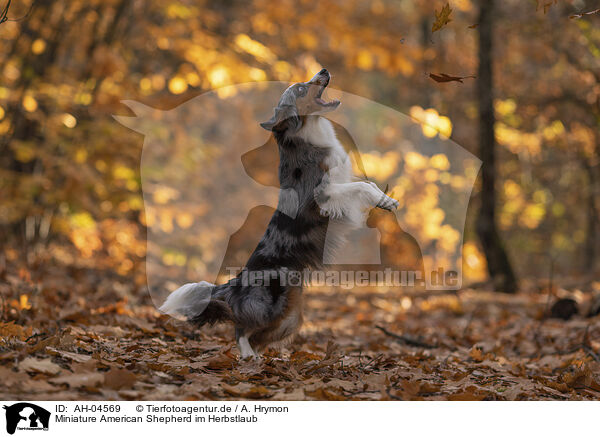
[375,325,437,349]
[534,257,555,354]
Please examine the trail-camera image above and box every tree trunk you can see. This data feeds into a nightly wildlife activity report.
[582,142,599,273]
[476,0,517,293]
[420,16,431,108]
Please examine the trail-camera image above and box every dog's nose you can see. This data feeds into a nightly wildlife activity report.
[307,69,330,86]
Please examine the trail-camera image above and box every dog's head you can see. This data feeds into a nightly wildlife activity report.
[260,68,341,133]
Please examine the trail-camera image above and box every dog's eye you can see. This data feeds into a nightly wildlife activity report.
[297,86,306,95]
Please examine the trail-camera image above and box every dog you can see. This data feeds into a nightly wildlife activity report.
[159,69,398,358]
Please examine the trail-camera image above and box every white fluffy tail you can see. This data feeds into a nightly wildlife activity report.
[159,281,214,320]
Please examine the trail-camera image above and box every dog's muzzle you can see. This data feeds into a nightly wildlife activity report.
[308,69,339,108]
[308,68,331,87]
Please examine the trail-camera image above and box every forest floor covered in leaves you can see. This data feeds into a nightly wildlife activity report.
[1,252,600,401]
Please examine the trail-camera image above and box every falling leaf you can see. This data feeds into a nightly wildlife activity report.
[569,8,600,19]
[537,0,558,14]
[429,73,476,83]
[432,3,453,33]
[468,23,479,29]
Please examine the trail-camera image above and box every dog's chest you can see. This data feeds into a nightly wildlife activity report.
[278,144,328,191]
[323,143,352,184]
[292,117,352,184]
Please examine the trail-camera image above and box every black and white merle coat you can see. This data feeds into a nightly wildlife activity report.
[160,69,398,358]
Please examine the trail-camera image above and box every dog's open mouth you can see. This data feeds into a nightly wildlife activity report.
[315,85,340,107]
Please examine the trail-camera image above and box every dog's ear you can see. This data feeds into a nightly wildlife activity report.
[260,105,300,132]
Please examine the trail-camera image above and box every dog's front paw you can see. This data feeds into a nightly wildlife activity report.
[377,195,399,211]
[240,352,260,360]
[366,180,380,190]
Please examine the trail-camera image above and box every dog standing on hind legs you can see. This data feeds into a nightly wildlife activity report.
[159,69,398,358]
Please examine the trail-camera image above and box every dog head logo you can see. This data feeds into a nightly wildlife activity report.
[114,79,480,307]
[3,403,50,434]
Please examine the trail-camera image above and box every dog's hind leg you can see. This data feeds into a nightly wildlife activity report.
[235,327,258,359]
[248,287,304,353]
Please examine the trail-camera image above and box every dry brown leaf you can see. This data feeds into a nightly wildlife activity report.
[222,383,272,399]
[569,8,600,19]
[537,0,558,14]
[21,379,64,394]
[429,73,476,83]
[447,385,489,400]
[19,357,62,375]
[544,380,570,393]
[290,350,322,365]
[51,372,103,389]
[0,321,31,340]
[432,3,452,33]
[104,367,136,390]
[469,346,484,362]
[304,387,346,400]
[47,347,92,363]
[206,355,236,370]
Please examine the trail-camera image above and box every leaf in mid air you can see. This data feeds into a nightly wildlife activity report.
[429,73,476,84]
[432,3,452,33]
[537,0,558,14]
[569,8,600,19]
[468,23,479,29]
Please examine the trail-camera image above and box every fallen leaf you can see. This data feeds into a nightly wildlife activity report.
[206,353,236,370]
[432,3,452,33]
[51,372,103,389]
[118,389,141,400]
[47,347,92,363]
[304,387,346,400]
[22,379,64,394]
[222,384,272,399]
[19,357,62,375]
[469,346,484,362]
[447,385,489,400]
[104,367,136,390]
[0,321,31,341]
[290,350,322,365]
[544,380,570,393]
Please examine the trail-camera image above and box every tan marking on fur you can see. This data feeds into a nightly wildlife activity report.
[249,287,303,352]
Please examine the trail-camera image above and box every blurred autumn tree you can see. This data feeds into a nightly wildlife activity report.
[475,0,517,293]
[0,0,598,292]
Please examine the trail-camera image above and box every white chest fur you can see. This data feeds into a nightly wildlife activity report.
[292,117,352,184]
